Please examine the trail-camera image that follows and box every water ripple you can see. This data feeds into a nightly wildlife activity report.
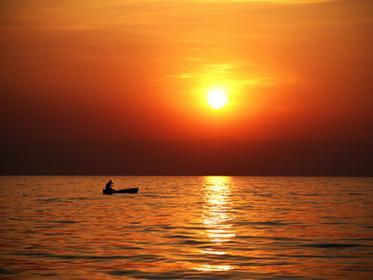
[1,176,372,279]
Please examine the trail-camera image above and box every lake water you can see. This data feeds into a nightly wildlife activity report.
[0,176,372,279]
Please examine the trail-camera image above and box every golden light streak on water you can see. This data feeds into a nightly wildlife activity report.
[196,176,236,271]
[195,264,234,272]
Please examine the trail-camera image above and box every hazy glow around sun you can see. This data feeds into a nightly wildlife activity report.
[207,88,228,109]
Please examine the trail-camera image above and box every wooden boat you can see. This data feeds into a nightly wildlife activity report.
[102,187,139,195]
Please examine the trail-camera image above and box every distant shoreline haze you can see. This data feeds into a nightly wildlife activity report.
[1,139,372,176]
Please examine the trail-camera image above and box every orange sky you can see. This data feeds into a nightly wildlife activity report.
[1,0,372,141]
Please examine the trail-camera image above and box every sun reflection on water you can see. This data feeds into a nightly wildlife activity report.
[196,176,236,271]
[195,264,234,272]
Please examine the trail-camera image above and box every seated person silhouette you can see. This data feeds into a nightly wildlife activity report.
[105,180,113,191]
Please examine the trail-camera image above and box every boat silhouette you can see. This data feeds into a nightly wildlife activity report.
[103,187,139,195]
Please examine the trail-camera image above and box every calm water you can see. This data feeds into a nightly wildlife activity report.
[0,176,372,279]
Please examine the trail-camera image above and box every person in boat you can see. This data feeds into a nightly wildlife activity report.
[105,180,113,191]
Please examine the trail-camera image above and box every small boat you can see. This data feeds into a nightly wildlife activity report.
[103,187,139,195]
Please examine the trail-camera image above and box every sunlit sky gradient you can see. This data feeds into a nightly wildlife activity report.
[1,0,372,142]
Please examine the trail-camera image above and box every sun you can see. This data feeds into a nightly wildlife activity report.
[207,88,228,109]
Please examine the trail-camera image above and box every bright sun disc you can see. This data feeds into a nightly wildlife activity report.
[207,88,228,109]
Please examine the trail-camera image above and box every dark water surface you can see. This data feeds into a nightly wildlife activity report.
[0,176,372,279]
